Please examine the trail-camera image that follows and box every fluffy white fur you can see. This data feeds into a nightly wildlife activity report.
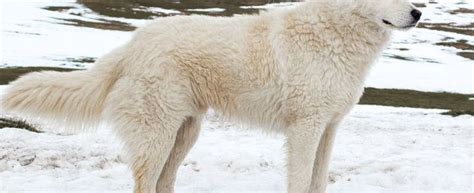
[1,0,421,192]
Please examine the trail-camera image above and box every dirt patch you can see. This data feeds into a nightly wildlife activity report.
[435,39,474,60]
[417,22,474,36]
[385,54,416,62]
[41,1,297,30]
[43,6,75,12]
[45,1,263,21]
[384,54,439,63]
[457,52,474,60]
[436,39,474,50]
[443,109,474,116]
[50,57,97,68]
[43,3,261,31]
[360,87,474,116]
[449,8,474,14]
[0,66,79,85]
[52,18,136,31]
[413,3,426,8]
[80,1,262,18]
[0,116,42,133]
[61,57,97,64]
[79,2,179,19]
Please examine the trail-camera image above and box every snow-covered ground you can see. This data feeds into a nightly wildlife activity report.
[0,101,471,193]
[1,0,473,93]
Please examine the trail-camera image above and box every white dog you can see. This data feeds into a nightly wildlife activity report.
[1,0,421,192]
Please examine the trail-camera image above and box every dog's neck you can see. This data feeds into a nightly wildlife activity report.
[274,1,392,84]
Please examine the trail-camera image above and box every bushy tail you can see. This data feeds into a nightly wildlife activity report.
[1,57,122,129]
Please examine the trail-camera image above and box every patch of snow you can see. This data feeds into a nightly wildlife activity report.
[144,7,181,15]
[0,1,132,68]
[240,2,299,10]
[187,8,226,12]
[416,0,474,25]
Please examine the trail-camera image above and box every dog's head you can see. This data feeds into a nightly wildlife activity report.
[370,0,422,30]
[315,0,422,31]
[354,0,422,30]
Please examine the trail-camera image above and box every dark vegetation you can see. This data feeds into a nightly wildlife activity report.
[42,0,300,31]
[448,8,474,14]
[0,66,77,85]
[78,0,297,8]
[47,0,299,20]
[0,116,42,133]
[43,0,266,31]
[435,39,474,50]
[1,67,472,116]
[383,53,440,64]
[435,39,474,60]
[417,22,474,36]
[457,52,474,60]
[52,18,136,31]
[62,57,97,64]
[412,3,426,8]
[361,88,474,116]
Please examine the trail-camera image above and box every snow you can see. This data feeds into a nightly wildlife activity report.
[187,8,226,12]
[0,86,472,193]
[0,1,132,68]
[136,7,181,15]
[0,101,471,192]
[240,2,299,10]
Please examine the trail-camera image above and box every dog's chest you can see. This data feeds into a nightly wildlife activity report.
[283,58,368,121]
[282,37,385,119]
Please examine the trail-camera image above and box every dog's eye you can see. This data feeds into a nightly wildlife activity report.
[382,19,393,25]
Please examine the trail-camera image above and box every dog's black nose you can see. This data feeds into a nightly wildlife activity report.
[411,9,422,21]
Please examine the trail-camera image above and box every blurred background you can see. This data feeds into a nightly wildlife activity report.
[0,0,472,192]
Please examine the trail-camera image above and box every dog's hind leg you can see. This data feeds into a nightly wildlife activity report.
[106,75,196,193]
[156,115,202,193]
[115,109,183,193]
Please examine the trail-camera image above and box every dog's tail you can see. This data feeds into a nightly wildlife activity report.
[1,50,124,130]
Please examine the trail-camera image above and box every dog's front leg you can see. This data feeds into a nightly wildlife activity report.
[309,119,341,193]
[285,119,326,193]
